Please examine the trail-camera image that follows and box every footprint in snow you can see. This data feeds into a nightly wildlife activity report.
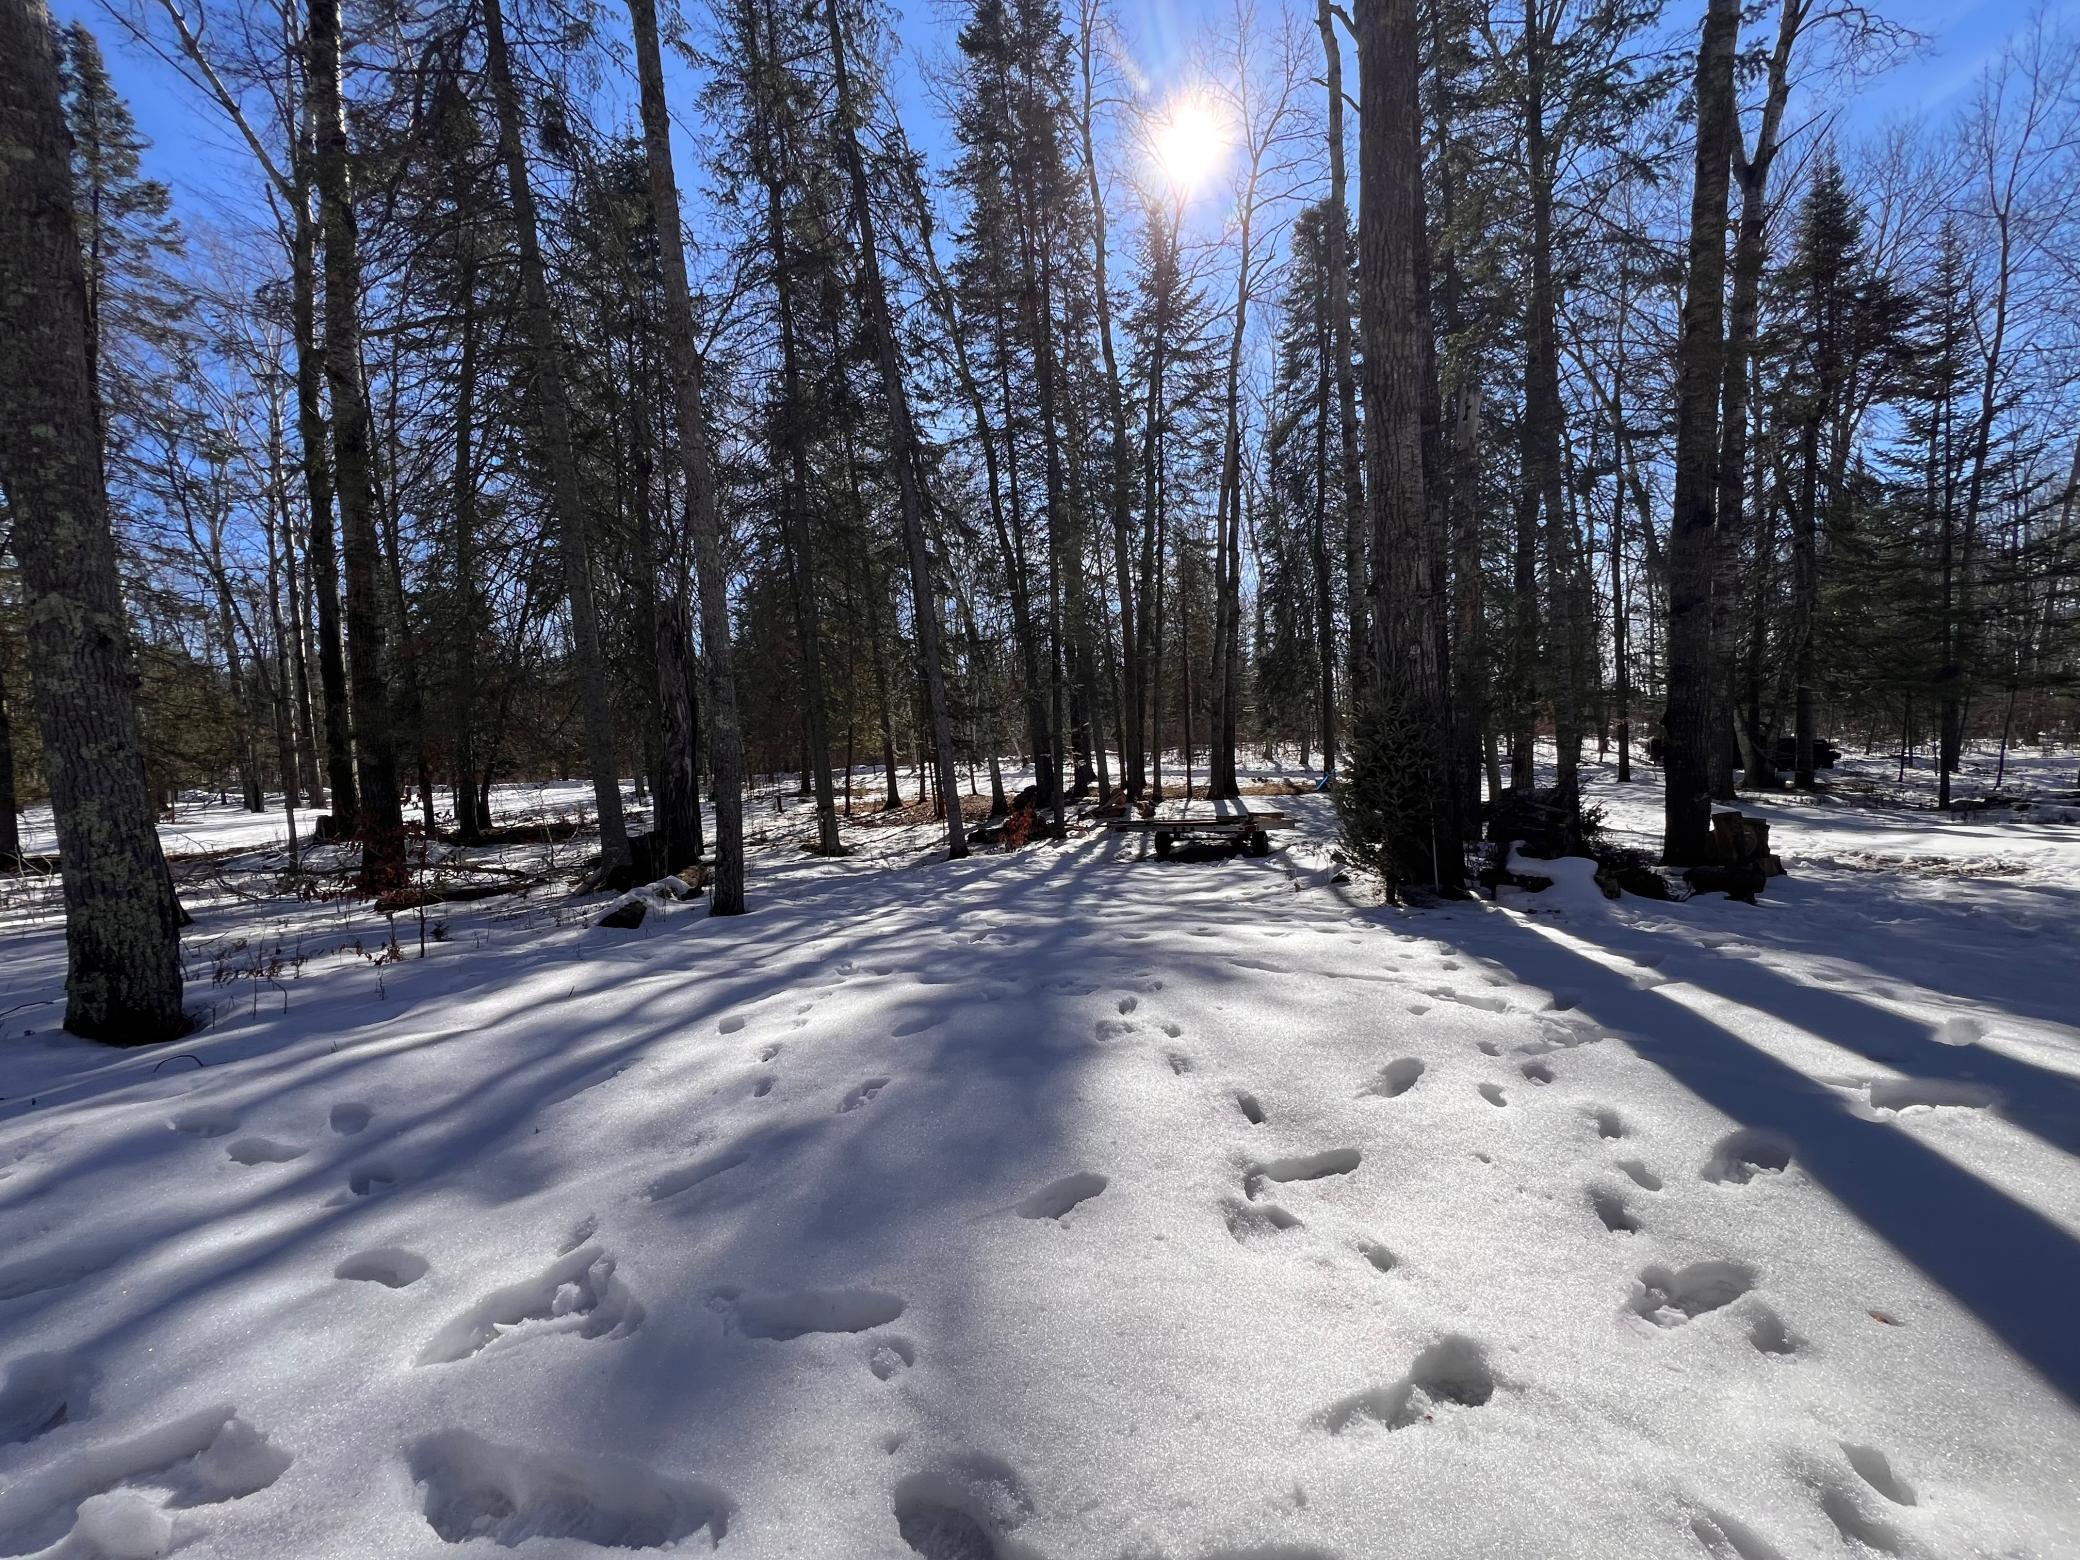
[1865,1077,1999,1114]
[751,1076,776,1098]
[346,1162,400,1198]
[1166,1052,1193,1076]
[1116,995,1138,1015]
[1094,1018,1139,1041]
[1616,1159,1662,1191]
[417,1245,643,1364]
[1628,1260,1757,1327]
[1519,1059,1554,1085]
[1590,1189,1641,1234]
[1591,1108,1625,1140]
[169,1106,239,1138]
[1235,1091,1267,1125]
[1243,1149,1359,1200]
[226,1137,306,1166]
[334,1247,430,1288]
[1223,1198,1303,1243]
[839,1079,890,1113]
[4,1409,292,1556]
[719,1287,906,1340]
[758,1044,782,1064]
[867,1336,917,1380]
[1158,1020,1183,1039]
[1701,1130,1793,1184]
[1362,1058,1425,1099]
[646,1150,748,1200]
[1317,1335,1495,1434]
[717,1015,746,1035]
[1014,1171,1108,1220]
[408,1429,730,1550]
[1355,1239,1397,1274]
[892,1462,1033,1560]
[892,1014,944,1037]
[1689,1508,1788,1560]
[329,1103,373,1135]
[1477,1040,1502,1057]
[1478,1083,1508,1107]
[0,1351,98,1446]
[1841,1444,1916,1508]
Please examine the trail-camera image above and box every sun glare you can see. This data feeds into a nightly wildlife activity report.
[1150,93,1230,197]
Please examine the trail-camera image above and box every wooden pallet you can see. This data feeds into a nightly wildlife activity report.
[1107,799,1292,857]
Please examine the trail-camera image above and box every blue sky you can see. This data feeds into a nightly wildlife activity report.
[52,0,2073,264]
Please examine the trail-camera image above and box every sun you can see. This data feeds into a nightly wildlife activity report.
[1149,91,1230,196]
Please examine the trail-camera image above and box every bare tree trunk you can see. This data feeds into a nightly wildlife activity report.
[820,0,966,858]
[1661,0,1739,863]
[628,0,746,906]
[1354,0,1462,893]
[1318,0,1367,716]
[482,0,629,869]
[0,0,186,1039]
[309,0,406,887]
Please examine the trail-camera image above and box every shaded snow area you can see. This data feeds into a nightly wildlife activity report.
[3,754,2079,1558]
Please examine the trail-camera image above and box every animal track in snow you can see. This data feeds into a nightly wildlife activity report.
[724,1288,906,1340]
[1591,1190,1641,1234]
[1519,1059,1555,1085]
[170,1106,239,1138]
[1690,1508,1789,1560]
[0,1351,97,1444]
[417,1245,643,1365]
[1432,987,1510,1014]
[0,1239,126,1304]
[1116,996,1138,1015]
[1866,1077,1998,1114]
[1819,1485,1908,1556]
[226,1136,306,1165]
[1243,1148,1359,1199]
[1406,1003,1432,1017]
[0,1408,292,1558]
[1015,1171,1108,1220]
[1629,1260,1758,1326]
[329,1103,373,1135]
[1617,1159,1663,1191]
[1235,1092,1266,1125]
[1841,1444,1916,1507]
[347,1162,400,1197]
[893,1461,1033,1560]
[1592,1109,1626,1140]
[893,1014,944,1037]
[1166,1052,1194,1076]
[335,1247,430,1288]
[1159,1021,1183,1038]
[646,1150,749,1200]
[751,1076,776,1098]
[839,1079,891,1113]
[1222,1199,1302,1243]
[758,1044,782,1063]
[1362,1058,1425,1098]
[408,1429,731,1549]
[1702,1130,1793,1184]
[1094,1018,1139,1041]
[1747,1304,1801,1356]
[1476,1040,1502,1057]
[1318,1335,1496,1434]
[1478,1083,1508,1107]
[717,1015,746,1035]
[867,1335,917,1380]
[1356,1239,1397,1274]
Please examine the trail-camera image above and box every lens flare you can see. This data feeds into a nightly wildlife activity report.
[1149,91,1230,196]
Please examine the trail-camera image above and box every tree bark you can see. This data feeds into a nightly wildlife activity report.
[308,0,406,886]
[1354,0,1463,892]
[820,0,967,858]
[0,0,187,1040]
[1661,0,1739,864]
[628,0,748,905]
[482,0,630,868]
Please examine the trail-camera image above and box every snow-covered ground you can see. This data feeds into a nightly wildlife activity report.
[2,750,2077,1558]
